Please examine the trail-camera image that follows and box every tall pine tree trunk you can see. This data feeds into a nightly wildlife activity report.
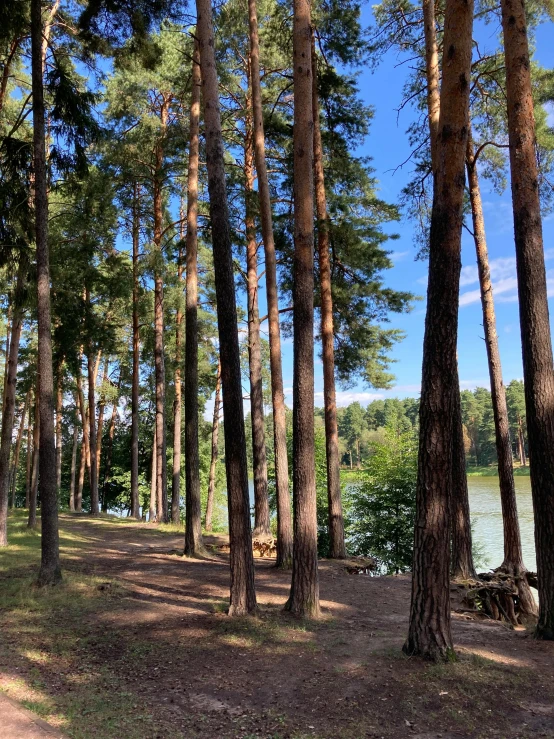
[55,362,63,496]
[501,0,554,639]
[153,98,169,525]
[131,183,140,520]
[69,420,78,512]
[96,359,108,483]
[86,289,99,516]
[102,385,118,513]
[171,202,184,526]
[25,399,32,508]
[310,36,345,558]
[11,391,31,508]
[450,365,475,579]
[285,0,320,619]
[149,425,157,522]
[0,261,25,545]
[244,90,270,539]
[195,0,257,614]
[31,0,60,584]
[466,128,536,615]
[404,0,473,660]
[247,0,293,568]
[28,387,40,528]
[423,0,474,581]
[205,361,221,532]
[184,42,204,554]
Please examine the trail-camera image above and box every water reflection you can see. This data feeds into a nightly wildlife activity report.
[468,476,535,571]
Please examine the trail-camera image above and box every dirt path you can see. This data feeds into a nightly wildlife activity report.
[0,693,67,738]
[1,514,554,738]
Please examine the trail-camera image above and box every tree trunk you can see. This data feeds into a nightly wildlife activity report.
[32,0,61,584]
[11,391,31,509]
[55,362,63,496]
[76,356,90,487]
[311,35,345,559]
[195,2,257,614]
[131,183,140,520]
[69,420,78,512]
[184,42,204,553]
[28,388,40,528]
[2,304,12,424]
[76,391,85,513]
[451,368,476,580]
[285,0,320,619]
[171,202,184,527]
[0,261,25,545]
[244,88,271,540]
[102,394,118,514]
[247,0,293,568]
[153,99,169,525]
[404,0,473,660]
[149,424,157,522]
[25,399,32,509]
[466,128,535,615]
[518,421,526,467]
[501,0,554,639]
[86,297,99,516]
[205,360,221,532]
[96,359,108,483]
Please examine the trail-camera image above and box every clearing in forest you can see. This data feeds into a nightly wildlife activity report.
[1,512,553,739]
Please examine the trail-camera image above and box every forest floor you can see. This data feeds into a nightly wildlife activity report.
[1,512,553,739]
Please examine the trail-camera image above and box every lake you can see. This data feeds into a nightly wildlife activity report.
[468,475,535,572]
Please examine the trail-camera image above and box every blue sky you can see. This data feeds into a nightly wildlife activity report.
[264,13,554,411]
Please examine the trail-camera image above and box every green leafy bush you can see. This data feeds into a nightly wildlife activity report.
[349,428,417,573]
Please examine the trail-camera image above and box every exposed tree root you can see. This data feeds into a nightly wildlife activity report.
[455,570,538,627]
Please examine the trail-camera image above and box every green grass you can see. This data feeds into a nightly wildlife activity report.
[466,464,530,476]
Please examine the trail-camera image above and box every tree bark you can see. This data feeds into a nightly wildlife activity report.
[69,419,78,512]
[404,0,473,660]
[96,359,108,483]
[76,356,90,486]
[76,391,85,513]
[195,1,257,614]
[11,391,31,509]
[131,182,141,520]
[153,98,169,525]
[102,391,118,513]
[86,292,99,516]
[518,421,526,467]
[55,362,63,496]
[466,128,535,615]
[25,398,32,509]
[285,0,320,619]
[184,42,204,554]
[310,35,345,559]
[171,200,184,526]
[247,0,293,568]
[244,87,271,540]
[451,365,476,580]
[205,360,221,532]
[501,0,554,639]
[0,261,25,545]
[32,0,61,584]
[28,387,40,528]
[149,424,157,522]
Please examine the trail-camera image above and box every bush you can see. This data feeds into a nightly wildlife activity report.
[349,428,417,573]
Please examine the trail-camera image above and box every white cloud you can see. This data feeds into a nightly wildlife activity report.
[459,252,554,307]
[390,250,410,263]
[546,102,554,128]
[459,379,491,390]
[314,391,385,407]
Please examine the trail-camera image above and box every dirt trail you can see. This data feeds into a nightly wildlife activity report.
[2,514,554,738]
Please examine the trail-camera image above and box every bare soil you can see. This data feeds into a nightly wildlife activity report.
[1,513,554,738]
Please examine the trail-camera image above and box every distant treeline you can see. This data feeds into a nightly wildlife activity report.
[320,379,528,469]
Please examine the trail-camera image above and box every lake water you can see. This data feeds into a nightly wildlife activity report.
[468,476,535,572]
